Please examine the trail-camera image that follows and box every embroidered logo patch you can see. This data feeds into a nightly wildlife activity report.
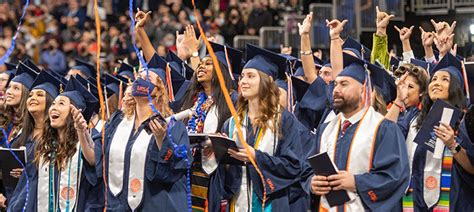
[266,178,275,192]
[164,149,173,161]
[425,176,438,190]
[130,178,142,193]
[368,190,377,202]
[60,186,75,200]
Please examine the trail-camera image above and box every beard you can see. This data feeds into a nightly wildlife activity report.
[333,94,361,114]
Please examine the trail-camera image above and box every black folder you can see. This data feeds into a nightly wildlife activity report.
[208,135,244,165]
[188,133,208,146]
[308,152,350,207]
[0,147,27,188]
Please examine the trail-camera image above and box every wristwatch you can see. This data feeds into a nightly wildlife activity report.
[191,51,199,58]
[449,143,461,154]
[300,50,312,55]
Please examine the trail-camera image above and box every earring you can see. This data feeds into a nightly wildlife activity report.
[417,102,422,110]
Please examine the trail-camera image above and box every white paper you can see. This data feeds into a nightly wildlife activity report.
[433,108,453,159]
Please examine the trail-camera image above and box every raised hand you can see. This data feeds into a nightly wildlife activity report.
[280,44,292,55]
[176,25,201,60]
[70,105,88,133]
[326,19,348,39]
[135,8,151,28]
[431,19,456,37]
[394,25,414,41]
[419,26,435,47]
[395,72,409,106]
[376,6,395,30]
[434,33,455,56]
[298,12,313,36]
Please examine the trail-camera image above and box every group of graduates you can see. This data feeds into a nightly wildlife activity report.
[0,6,473,212]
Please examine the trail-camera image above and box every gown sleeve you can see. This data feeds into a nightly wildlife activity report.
[353,120,410,210]
[294,77,328,130]
[145,121,193,184]
[249,111,303,198]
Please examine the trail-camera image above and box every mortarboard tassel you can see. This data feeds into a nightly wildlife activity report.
[223,46,235,81]
[461,61,471,104]
[166,63,175,102]
[118,81,124,110]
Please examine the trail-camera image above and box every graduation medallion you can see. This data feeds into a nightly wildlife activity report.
[425,176,438,190]
[130,178,142,193]
[61,186,75,200]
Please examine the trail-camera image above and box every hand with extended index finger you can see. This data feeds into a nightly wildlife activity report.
[326,19,348,39]
[419,26,435,47]
[135,8,151,28]
[376,6,395,30]
[298,12,313,36]
[394,25,414,41]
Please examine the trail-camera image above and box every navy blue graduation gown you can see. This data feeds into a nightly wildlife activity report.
[445,122,474,211]
[396,106,420,138]
[221,110,303,212]
[94,111,193,211]
[306,119,410,211]
[294,77,329,131]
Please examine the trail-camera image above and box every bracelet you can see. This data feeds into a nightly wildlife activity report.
[300,50,312,55]
[392,101,405,112]
[331,37,341,41]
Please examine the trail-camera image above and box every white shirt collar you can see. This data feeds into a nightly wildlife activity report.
[340,108,366,125]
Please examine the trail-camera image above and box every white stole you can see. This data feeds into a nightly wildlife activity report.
[406,116,443,208]
[108,114,135,196]
[229,116,277,212]
[37,158,52,212]
[94,119,104,133]
[58,143,83,212]
[127,128,153,210]
[319,107,384,211]
[202,105,219,175]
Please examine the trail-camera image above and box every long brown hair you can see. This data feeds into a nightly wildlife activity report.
[0,84,29,141]
[237,71,281,132]
[14,92,54,148]
[35,111,78,171]
[151,75,173,117]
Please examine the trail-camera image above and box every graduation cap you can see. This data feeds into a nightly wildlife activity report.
[79,75,115,99]
[11,62,39,89]
[431,53,464,90]
[410,58,434,74]
[166,50,194,80]
[45,69,69,85]
[207,42,243,81]
[60,76,99,122]
[30,71,64,98]
[116,62,135,80]
[465,62,474,105]
[244,44,287,80]
[71,58,96,78]
[342,37,371,60]
[146,53,188,102]
[0,69,16,88]
[24,58,42,73]
[433,50,464,62]
[340,53,396,103]
[390,56,401,70]
[103,73,128,97]
[4,62,17,71]
[290,76,310,102]
[276,79,288,91]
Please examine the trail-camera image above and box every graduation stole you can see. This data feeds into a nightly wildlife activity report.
[38,155,56,212]
[228,114,277,212]
[108,113,135,196]
[319,107,384,211]
[403,114,449,209]
[58,144,83,212]
[127,126,153,210]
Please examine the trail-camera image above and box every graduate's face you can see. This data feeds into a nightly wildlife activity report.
[49,96,72,129]
[404,75,421,107]
[0,73,9,91]
[5,81,23,106]
[27,89,47,114]
[319,66,333,84]
[278,87,288,110]
[333,76,363,113]
[428,71,450,101]
[196,57,214,83]
[239,68,260,100]
[122,86,134,106]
